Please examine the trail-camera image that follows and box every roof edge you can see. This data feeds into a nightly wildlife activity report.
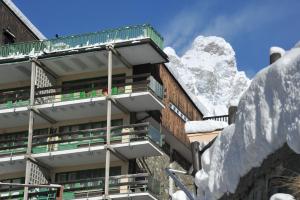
[3,0,46,40]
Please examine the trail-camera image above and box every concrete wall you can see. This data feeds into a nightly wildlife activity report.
[219,144,300,200]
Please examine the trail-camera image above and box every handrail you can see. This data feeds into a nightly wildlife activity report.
[0,24,164,59]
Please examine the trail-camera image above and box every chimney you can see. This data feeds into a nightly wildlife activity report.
[228,106,237,125]
[270,47,285,64]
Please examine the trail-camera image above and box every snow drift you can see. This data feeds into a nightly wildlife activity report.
[185,120,228,134]
[270,193,295,200]
[164,36,251,116]
[195,44,300,199]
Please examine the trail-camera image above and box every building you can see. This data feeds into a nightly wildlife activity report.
[0,0,45,45]
[0,19,205,200]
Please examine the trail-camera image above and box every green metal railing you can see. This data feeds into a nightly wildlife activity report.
[0,122,163,157]
[0,74,163,110]
[0,24,164,59]
[0,174,160,200]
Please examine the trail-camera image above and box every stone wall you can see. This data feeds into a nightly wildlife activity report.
[144,153,195,200]
[219,144,300,200]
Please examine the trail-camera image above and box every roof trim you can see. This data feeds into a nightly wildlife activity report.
[3,0,46,40]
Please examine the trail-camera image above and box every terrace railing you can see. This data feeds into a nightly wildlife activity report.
[0,24,164,59]
[0,174,160,200]
[203,115,229,123]
[0,122,163,157]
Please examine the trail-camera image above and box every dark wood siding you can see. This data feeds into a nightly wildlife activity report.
[159,64,203,145]
[0,1,39,45]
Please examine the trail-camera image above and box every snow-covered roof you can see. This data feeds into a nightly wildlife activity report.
[185,120,228,134]
[270,46,285,56]
[270,193,295,200]
[3,0,46,40]
[195,44,300,199]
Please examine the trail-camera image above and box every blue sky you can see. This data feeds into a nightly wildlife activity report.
[14,0,300,78]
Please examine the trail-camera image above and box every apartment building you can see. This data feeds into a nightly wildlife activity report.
[0,23,204,199]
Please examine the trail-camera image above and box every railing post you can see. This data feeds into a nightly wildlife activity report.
[24,58,37,200]
[104,45,113,199]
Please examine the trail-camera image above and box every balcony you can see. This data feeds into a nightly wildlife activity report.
[0,74,164,129]
[0,123,163,175]
[0,174,159,200]
[0,25,167,85]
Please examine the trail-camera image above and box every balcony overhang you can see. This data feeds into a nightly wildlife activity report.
[0,60,31,85]
[0,155,25,176]
[38,39,167,76]
[32,141,162,168]
[0,140,162,175]
[34,92,164,123]
[0,39,168,85]
[0,107,47,129]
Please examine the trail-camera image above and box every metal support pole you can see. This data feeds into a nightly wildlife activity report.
[24,59,37,200]
[104,47,113,198]
[169,149,174,196]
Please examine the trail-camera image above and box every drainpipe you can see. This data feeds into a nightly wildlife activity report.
[191,141,201,175]
[104,45,113,198]
[24,58,37,200]
[270,47,285,64]
[169,149,174,196]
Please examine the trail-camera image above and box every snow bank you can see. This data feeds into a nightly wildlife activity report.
[172,190,189,200]
[270,193,295,200]
[195,45,300,199]
[185,121,228,134]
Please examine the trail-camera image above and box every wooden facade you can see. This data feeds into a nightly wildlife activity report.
[0,1,39,45]
[159,64,203,145]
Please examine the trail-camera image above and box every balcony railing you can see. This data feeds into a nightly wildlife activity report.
[0,24,164,59]
[0,74,164,109]
[35,73,163,104]
[0,122,163,157]
[0,87,30,109]
[0,74,163,110]
[0,174,159,200]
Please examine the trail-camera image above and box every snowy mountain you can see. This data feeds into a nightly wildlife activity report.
[164,36,251,116]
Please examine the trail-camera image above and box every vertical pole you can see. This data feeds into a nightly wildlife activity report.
[104,47,113,198]
[24,59,36,200]
[169,149,174,196]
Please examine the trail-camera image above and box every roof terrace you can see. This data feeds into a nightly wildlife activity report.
[0,24,164,60]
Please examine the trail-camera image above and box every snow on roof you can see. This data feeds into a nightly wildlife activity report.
[185,120,228,134]
[195,44,300,199]
[270,193,295,200]
[3,0,46,40]
[270,46,285,56]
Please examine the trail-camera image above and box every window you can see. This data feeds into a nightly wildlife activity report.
[3,28,15,44]
[55,167,121,183]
